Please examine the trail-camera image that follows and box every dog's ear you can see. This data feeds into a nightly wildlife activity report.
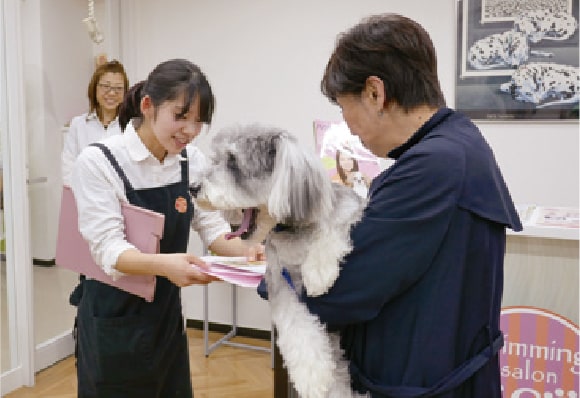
[268,133,333,224]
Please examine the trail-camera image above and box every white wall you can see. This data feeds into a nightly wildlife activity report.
[121,0,578,206]
[117,0,579,330]
[116,0,580,329]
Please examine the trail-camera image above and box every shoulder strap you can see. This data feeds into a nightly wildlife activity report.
[91,144,187,192]
[180,148,188,186]
[90,143,134,193]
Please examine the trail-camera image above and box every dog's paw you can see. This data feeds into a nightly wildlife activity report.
[302,262,340,297]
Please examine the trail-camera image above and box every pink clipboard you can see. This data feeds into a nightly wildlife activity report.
[55,186,164,302]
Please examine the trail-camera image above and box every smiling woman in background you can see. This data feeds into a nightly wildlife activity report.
[61,59,129,185]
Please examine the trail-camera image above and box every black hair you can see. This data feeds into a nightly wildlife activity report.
[321,13,445,111]
[118,58,215,131]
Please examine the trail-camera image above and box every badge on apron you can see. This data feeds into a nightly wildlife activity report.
[175,196,188,213]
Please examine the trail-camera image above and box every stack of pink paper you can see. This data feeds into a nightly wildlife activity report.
[199,256,266,288]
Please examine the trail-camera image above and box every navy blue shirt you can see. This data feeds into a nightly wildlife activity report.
[302,108,522,397]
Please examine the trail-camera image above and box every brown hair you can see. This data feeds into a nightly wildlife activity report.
[87,60,129,122]
[335,149,359,186]
[321,13,445,111]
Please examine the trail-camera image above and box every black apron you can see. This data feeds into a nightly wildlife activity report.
[73,143,193,398]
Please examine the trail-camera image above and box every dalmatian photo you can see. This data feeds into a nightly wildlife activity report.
[499,62,580,106]
[514,9,578,43]
[468,30,531,70]
[467,10,577,70]
[192,124,368,398]
[457,0,579,118]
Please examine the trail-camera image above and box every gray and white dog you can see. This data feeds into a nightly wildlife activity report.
[192,124,367,398]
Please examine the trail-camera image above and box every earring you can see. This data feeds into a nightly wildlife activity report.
[378,109,384,116]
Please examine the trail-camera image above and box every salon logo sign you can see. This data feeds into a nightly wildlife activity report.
[500,307,579,398]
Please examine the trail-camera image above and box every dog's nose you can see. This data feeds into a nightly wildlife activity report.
[189,183,201,198]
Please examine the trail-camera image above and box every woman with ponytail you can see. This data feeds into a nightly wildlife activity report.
[68,58,262,397]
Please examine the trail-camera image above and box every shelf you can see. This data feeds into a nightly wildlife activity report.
[507,225,579,241]
[510,205,579,240]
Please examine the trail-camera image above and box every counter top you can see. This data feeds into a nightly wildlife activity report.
[507,225,579,240]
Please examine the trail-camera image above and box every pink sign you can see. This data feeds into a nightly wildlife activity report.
[500,306,579,397]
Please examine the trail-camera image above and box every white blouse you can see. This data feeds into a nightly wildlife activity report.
[70,122,230,278]
[62,112,122,186]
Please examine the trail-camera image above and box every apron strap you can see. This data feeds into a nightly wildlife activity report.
[90,143,134,193]
[180,148,188,186]
[91,145,188,192]
[351,333,504,398]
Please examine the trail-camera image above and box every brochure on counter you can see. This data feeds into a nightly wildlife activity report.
[515,204,579,229]
[196,256,267,288]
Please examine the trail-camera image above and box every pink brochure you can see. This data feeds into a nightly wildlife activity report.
[55,186,164,302]
[198,256,266,288]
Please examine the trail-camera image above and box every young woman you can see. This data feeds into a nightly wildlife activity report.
[62,60,129,185]
[70,58,260,397]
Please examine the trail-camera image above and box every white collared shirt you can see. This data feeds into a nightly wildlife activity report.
[62,112,122,186]
[70,122,230,278]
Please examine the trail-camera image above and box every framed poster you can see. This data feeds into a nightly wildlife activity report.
[455,0,579,120]
[313,120,381,199]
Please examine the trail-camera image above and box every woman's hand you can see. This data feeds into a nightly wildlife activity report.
[159,253,220,287]
[208,234,266,262]
[246,243,266,262]
[115,249,220,287]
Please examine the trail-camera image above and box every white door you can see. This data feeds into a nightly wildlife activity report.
[20,0,90,375]
[0,0,35,394]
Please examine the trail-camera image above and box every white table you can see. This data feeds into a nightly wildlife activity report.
[202,283,275,368]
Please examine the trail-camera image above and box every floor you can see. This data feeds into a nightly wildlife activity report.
[2,262,282,397]
[2,261,78,374]
[4,328,274,397]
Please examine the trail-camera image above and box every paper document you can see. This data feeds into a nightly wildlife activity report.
[199,256,266,288]
[514,203,579,229]
[533,206,579,228]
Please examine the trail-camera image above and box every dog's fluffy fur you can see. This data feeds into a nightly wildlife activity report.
[193,124,367,398]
